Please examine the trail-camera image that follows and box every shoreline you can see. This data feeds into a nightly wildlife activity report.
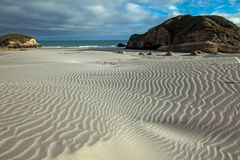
[1,47,240,57]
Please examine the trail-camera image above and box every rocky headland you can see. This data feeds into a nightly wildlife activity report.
[126,15,240,53]
[0,33,40,48]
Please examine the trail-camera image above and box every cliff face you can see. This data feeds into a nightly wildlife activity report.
[0,34,40,48]
[126,15,240,53]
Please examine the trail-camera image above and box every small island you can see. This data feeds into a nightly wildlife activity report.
[126,15,240,53]
[0,33,40,49]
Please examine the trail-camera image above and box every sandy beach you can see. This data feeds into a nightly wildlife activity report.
[0,48,240,160]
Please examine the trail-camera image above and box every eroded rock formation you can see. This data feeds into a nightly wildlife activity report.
[0,33,40,48]
[127,15,240,53]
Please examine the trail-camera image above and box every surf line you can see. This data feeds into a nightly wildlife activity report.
[234,57,240,63]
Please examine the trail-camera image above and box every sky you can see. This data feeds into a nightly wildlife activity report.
[0,0,239,40]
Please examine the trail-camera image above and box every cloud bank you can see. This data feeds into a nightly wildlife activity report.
[0,0,239,40]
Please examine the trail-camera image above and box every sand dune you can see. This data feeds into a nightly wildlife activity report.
[0,49,240,160]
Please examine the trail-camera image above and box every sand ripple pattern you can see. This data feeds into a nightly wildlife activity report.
[0,57,240,160]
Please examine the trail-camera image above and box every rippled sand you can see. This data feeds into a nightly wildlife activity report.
[0,48,240,160]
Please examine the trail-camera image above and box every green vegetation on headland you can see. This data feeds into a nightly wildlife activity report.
[127,15,240,53]
[0,33,40,49]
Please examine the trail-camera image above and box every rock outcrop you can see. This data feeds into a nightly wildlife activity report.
[165,51,174,56]
[191,50,204,56]
[126,15,240,53]
[0,33,40,48]
[117,43,126,47]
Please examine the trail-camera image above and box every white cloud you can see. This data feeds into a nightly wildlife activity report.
[85,5,111,18]
[228,0,237,4]
[172,11,182,16]
[211,12,240,26]
[230,17,240,25]
[126,3,143,12]
[125,3,150,22]
[166,4,182,17]
[168,5,178,10]
[0,0,238,39]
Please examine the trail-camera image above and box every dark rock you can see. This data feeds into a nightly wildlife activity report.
[192,50,203,55]
[165,51,174,56]
[126,15,240,53]
[117,43,126,47]
[191,50,204,56]
[0,33,41,48]
[139,52,144,55]
[195,50,204,54]
[117,51,125,54]
[147,52,152,55]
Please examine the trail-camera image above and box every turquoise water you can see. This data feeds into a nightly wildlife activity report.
[39,40,127,48]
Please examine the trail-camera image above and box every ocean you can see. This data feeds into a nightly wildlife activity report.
[39,40,127,48]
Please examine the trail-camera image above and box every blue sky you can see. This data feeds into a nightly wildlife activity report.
[0,0,239,40]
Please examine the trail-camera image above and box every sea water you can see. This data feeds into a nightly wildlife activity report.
[39,40,127,48]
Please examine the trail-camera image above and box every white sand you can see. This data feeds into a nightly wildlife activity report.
[0,48,240,160]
